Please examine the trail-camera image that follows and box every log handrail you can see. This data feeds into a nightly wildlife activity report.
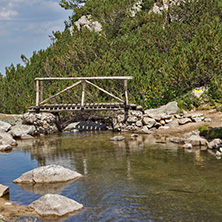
[35,76,133,107]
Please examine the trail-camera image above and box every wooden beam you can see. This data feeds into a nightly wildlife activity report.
[81,80,86,107]
[36,80,39,106]
[35,76,133,81]
[40,81,43,103]
[85,80,124,103]
[40,80,82,105]
[124,80,129,106]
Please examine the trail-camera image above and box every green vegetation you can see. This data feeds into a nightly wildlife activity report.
[0,0,221,114]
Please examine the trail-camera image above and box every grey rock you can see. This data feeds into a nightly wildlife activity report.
[0,121,11,132]
[109,136,125,141]
[192,86,208,98]
[183,143,193,149]
[131,134,138,137]
[142,117,156,128]
[191,117,202,123]
[144,101,179,116]
[29,194,83,216]
[136,120,143,127]
[170,137,185,144]
[0,131,17,146]
[158,126,170,130]
[183,130,200,139]
[13,165,82,184]
[168,119,179,127]
[0,144,12,152]
[127,116,138,123]
[185,135,208,146]
[73,15,102,33]
[10,125,35,137]
[204,118,212,122]
[129,110,143,118]
[0,184,9,197]
[208,138,222,149]
[134,126,152,134]
[178,118,192,125]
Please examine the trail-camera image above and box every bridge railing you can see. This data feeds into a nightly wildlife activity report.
[35,76,133,109]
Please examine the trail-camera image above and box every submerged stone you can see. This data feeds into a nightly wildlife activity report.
[29,194,83,216]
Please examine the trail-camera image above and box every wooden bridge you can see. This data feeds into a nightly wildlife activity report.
[28,76,140,113]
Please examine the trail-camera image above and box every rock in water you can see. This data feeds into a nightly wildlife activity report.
[0,184,9,197]
[13,165,82,183]
[29,194,83,216]
[109,136,125,141]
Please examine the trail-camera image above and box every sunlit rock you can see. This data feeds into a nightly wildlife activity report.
[0,184,9,197]
[10,125,35,137]
[0,121,11,132]
[29,194,83,217]
[13,165,82,184]
[0,131,17,146]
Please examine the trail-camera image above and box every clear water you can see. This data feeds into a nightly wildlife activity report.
[1,131,222,222]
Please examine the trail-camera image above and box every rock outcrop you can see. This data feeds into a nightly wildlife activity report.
[22,113,58,135]
[29,194,83,217]
[13,165,82,184]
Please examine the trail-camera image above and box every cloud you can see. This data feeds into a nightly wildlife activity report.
[0,0,72,74]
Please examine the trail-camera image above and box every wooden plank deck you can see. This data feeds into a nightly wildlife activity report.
[28,103,140,113]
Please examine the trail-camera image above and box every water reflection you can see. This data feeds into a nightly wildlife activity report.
[6,132,222,221]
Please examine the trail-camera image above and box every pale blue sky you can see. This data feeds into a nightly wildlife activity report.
[0,0,72,75]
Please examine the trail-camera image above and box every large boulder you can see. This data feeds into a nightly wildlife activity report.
[10,125,35,137]
[0,121,11,132]
[13,165,82,184]
[144,101,179,117]
[29,194,83,217]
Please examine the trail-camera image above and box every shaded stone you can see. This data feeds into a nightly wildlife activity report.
[208,138,222,150]
[183,143,193,149]
[13,165,82,184]
[185,135,208,146]
[134,126,152,134]
[29,194,83,217]
[131,134,138,137]
[170,137,185,144]
[127,116,138,123]
[10,125,35,137]
[178,118,192,125]
[0,144,12,152]
[109,136,125,141]
[0,121,11,132]
[0,131,17,146]
[158,126,170,130]
[0,184,9,197]
[204,118,212,122]
[142,117,156,128]
[136,120,143,127]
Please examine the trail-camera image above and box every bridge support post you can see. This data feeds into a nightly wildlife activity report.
[36,80,39,106]
[124,80,129,107]
[81,80,86,108]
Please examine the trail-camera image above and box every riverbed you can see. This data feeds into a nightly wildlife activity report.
[0,131,222,221]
